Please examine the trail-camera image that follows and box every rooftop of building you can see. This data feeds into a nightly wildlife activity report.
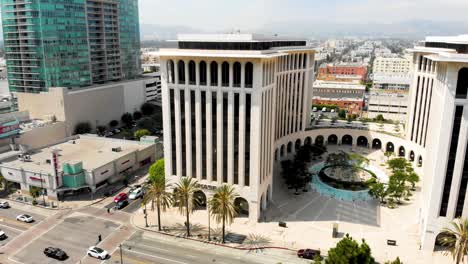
[0,135,155,174]
[425,34,468,45]
[175,33,304,42]
[313,80,366,90]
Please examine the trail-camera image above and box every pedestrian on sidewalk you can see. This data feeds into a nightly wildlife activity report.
[107,207,110,214]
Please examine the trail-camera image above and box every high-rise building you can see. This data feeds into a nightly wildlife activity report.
[0,0,141,93]
[159,34,315,221]
[406,34,468,250]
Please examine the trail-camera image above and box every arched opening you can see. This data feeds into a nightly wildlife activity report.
[245,62,253,88]
[295,139,301,150]
[418,155,423,166]
[398,146,405,157]
[280,145,285,157]
[167,60,175,84]
[221,61,229,87]
[434,232,456,252]
[409,151,415,161]
[210,61,218,86]
[274,149,278,161]
[372,138,382,149]
[386,142,395,153]
[287,142,292,153]
[342,135,353,145]
[194,190,206,209]
[327,134,338,145]
[188,60,196,84]
[260,194,265,212]
[456,68,468,99]
[233,62,241,87]
[234,197,249,217]
[177,60,185,84]
[199,61,207,85]
[315,135,324,146]
[357,136,368,147]
[304,137,312,146]
[266,185,271,202]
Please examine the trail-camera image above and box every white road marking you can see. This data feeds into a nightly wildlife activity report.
[122,248,190,264]
[0,222,25,233]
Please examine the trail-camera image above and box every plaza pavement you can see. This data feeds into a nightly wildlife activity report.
[133,146,453,264]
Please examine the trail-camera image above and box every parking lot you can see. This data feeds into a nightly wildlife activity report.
[10,212,120,264]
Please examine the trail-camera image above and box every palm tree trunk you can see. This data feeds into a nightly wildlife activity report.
[186,196,190,237]
[157,199,162,231]
[222,214,225,243]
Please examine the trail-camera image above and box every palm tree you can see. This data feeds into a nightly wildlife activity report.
[142,174,172,231]
[209,185,239,243]
[438,218,468,264]
[173,177,199,237]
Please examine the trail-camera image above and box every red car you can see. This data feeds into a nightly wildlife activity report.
[113,193,128,203]
[297,249,321,260]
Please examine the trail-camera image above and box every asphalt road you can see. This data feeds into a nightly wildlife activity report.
[104,231,263,264]
[104,198,142,214]
[0,206,46,248]
[11,213,120,264]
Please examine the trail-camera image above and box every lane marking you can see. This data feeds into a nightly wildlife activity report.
[0,222,26,233]
[122,249,189,264]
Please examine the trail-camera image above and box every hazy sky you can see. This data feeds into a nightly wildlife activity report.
[139,0,468,31]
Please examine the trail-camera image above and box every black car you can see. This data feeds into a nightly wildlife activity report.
[115,199,129,210]
[297,248,321,260]
[44,247,68,261]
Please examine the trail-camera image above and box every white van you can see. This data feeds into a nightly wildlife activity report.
[312,107,317,112]
[322,107,327,112]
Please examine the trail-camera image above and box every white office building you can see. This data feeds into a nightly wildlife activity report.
[159,34,315,221]
[373,56,412,74]
[406,35,468,250]
[367,92,408,122]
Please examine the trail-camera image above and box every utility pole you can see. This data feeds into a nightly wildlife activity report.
[39,172,46,206]
[144,202,148,227]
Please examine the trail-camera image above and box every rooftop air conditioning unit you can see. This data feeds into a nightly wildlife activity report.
[112,147,122,152]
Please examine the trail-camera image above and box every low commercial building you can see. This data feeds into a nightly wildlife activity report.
[312,80,365,115]
[0,135,156,200]
[367,92,409,122]
[318,64,368,81]
[372,73,412,91]
[16,77,159,135]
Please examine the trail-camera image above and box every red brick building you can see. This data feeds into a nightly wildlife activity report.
[318,64,368,81]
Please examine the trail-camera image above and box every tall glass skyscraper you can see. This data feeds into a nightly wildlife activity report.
[0,0,141,93]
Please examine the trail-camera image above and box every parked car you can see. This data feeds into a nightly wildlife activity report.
[113,193,128,203]
[0,230,7,240]
[44,247,68,260]
[297,249,321,260]
[115,200,129,210]
[87,246,109,260]
[0,201,9,208]
[16,214,33,223]
[322,107,327,112]
[128,187,144,199]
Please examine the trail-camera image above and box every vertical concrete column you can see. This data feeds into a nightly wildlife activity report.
[174,88,182,177]
[217,90,223,185]
[185,61,192,178]
[240,62,245,89]
[227,91,234,185]
[195,60,200,86]
[160,60,172,177]
[195,89,202,180]
[207,61,211,86]
[206,91,213,182]
[229,61,233,88]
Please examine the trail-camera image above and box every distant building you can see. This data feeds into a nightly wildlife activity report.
[312,80,365,115]
[372,73,412,91]
[0,135,155,200]
[318,64,367,81]
[373,56,412,74]
[143,72,162,102]
[366,92,408,122]
[0,0,141,93]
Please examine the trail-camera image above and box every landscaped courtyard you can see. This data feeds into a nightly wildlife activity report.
[134,145,452,263]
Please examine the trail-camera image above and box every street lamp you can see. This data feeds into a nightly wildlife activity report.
[39,172,46,206]
[119,244,123,264]
[207,202,211,241]
[144,202,148,227]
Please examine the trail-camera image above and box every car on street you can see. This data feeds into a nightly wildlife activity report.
[297,248,321,260]
[16,214,33,223]
[113,192,128,203]
[0,230,7,240]
[115,199,129,210]
[0,201,9,208]
[87,246,109,260]
[128,187,144,199]
[44,247,68,260]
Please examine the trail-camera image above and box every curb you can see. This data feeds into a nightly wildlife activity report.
[6,197,71,211]
[130,214,296,252]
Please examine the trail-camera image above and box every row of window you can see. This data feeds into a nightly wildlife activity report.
[167,60,254,88]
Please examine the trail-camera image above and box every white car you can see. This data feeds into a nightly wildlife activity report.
[87,246,109,260]
[16,214,33,223]
[128,187,143,200]
[0,201,9,208]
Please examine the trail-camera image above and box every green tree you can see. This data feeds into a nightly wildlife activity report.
[387,171,407,204]
[438,218,468,264]
[384,257,402,264]
[29,186,41,199]
[133,111,143,120]
[209,185,239,243]
[313,254,322,264]
[141,102,156,116]
[173,177,199,237]
[375,114,385,122]
[384,151,394,161]
[74,122,92,135]
[143,160,172,231]
[326,234,375,264]
[134,129,151,140]
[96,125,106,135]
[368,180,387,204]
[338,109,346,119]
[109,120,119,128]
[121,112,133,127]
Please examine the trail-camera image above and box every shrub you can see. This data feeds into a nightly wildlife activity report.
[134,129,151,140]
[141,102,156,116]
[133,111,143,120]
[109,120,119,128]
[74,122,92,135]
[121,112,133,127]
